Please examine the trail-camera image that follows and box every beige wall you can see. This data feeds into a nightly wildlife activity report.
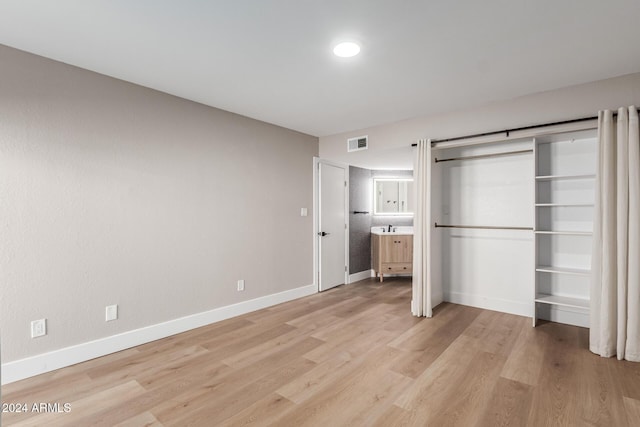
[320,72,640,169]
[0,44,318,362]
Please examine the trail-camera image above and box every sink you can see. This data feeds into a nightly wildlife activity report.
[371,226,413,235]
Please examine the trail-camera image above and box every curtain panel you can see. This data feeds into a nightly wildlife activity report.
[590,106,640,361]
[412,139,433,317]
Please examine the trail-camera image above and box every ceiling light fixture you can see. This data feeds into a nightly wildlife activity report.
[333,42,360,58]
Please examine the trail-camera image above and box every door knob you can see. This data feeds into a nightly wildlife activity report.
[318,231,330,236]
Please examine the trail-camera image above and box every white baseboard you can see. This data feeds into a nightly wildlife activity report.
[537,305,590,328]
[348,269,375,283]
[442,291,589,328]
[1,284,316,385]
[444,291,532,318]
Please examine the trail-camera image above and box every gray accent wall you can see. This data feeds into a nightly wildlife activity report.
[0,44,318,363]
[349,166,373,274]
[349,167,413,274]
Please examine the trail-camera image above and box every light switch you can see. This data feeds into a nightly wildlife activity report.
[300,208,308,217]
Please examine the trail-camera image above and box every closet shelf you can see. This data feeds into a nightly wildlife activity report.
[537,138,595,145]
[535,294,590,310]
[535,265,590,276]
[533,130,596,328]
[535,174,596,181]
[435,223,533,231]
[535,230,592,236]
[535,203,594,207]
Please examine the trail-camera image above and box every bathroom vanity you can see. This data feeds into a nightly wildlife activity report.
[371,226,413,282]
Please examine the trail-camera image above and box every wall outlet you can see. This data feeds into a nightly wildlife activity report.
[237,279,245,291]
[105,304,118,322]
[31,319,46,338]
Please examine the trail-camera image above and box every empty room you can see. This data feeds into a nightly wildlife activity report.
[2,1,640,426]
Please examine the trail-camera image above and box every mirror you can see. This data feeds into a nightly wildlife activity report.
[373,178,413,215]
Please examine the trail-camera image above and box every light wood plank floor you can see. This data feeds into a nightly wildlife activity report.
[3,278,640,426]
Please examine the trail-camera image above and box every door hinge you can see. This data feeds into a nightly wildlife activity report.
[345,223,347,229]
[345,266,348,272]
[344,181,347,187]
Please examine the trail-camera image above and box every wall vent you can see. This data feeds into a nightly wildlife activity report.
[347,135,368,152]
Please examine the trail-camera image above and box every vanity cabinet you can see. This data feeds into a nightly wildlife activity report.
[372,234,413,282]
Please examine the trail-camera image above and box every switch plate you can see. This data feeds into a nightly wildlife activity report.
[237,279,245,291]
[300,208,308,217]
[31,319,46,338]
[105,304,118,322]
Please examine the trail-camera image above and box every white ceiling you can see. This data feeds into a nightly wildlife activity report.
[1,1,640,137]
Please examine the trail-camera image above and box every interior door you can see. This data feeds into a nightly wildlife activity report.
[319,161,346,291]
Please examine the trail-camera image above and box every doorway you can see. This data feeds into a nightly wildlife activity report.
[314,158,348,291]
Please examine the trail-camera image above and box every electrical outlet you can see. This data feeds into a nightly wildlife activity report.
[31,319,46,338]
[105,304,118,322]
[237,279,245,291]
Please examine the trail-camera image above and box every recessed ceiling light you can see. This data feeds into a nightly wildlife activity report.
[333,42,360,58]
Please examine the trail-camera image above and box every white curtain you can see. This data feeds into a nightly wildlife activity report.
[412,139,433,317]
[591,106,640,361]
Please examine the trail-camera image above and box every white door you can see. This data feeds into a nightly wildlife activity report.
[318,161,347,291]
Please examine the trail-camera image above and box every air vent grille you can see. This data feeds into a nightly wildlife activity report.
[347,135,368,152]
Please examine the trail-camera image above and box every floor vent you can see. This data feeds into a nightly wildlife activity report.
[347,135,368,152]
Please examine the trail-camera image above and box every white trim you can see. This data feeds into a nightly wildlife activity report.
[1,284,316,385]
[348,269,375,283]
[344,164,350,287]
[313,157,319,291]
[444,291,532,317]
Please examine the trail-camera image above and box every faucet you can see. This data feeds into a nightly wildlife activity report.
[388,224,392,232]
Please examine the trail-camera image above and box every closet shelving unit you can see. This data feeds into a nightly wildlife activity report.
[532,130,597,327]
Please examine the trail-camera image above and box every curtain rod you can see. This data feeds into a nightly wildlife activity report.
[410,115,598,147]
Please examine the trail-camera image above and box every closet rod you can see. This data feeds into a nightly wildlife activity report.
[410,115,598,147]
[435,223,534,231]
[435,149,532,163]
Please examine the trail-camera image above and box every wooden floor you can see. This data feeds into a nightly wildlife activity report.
[3,278,640,426]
